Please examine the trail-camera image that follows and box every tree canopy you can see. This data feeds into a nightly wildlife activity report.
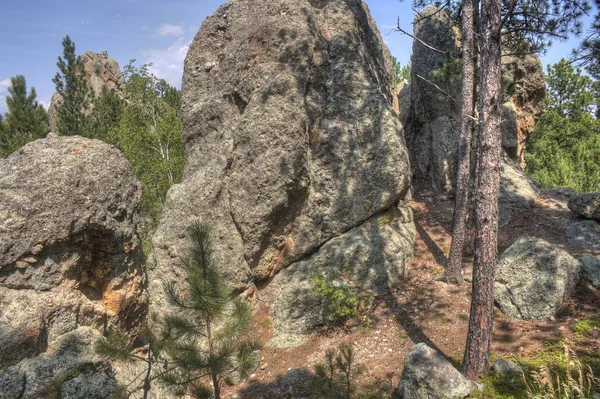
[526,59,600,192]
[0,75,48,157]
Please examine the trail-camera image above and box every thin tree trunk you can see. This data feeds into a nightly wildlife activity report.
[463,0,503,380]
[443,0,477,285]
[142,344,152,399]
[207,320,221,399]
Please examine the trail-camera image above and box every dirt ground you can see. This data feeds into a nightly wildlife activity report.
[223,179,600,399]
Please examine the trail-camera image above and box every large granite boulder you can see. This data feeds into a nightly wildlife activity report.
[404,7,545,194]
[0,136,146,367]
[568,193,600,221]
[397,343,476,399]
[149,0,413,310]
[404,6,461,195]
[271,205,415,336]
[579,253,600,289]
[495,237,581,320]
[49,50,125,132]
[0,327,117,399]
[554,218,600,252]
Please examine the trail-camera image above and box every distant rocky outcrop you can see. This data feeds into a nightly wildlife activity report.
[48,50,125,132]
[0,136,146,369]
[402,7,545,197]
[495,237,581,320]
[568,193,600,221]
[397,343,476,399]
[149,0,414,340]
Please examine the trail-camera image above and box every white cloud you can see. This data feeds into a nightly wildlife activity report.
[0,78,11,95]
[145,37,190,88]
[0,78,11,115]
[156,24,184,37]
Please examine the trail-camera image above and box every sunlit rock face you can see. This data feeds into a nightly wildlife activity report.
[148,0,415,335]
[0,136,146,368]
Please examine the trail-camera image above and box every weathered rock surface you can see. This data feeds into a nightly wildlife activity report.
[554,218,600,252]
[0,136,146,367]
[49,50,125,132]
[501,52,546,169]
[495,237,580,320]
[579,253,600,288]
[149,0,413,309]
[0,327,117,399]
[397,343,476,399]
[404,7,461,195]
[568,193,600,221]
[492,358,524,377]
[404,7,545,194]
[499,155,539,225]
[271,205,415,335]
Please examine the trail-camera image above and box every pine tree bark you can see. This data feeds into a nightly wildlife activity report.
[442,0,477,285]
[462,0,503,380]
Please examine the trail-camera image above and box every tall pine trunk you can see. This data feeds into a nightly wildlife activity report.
[442,0,477,285]
[462,0,503,380]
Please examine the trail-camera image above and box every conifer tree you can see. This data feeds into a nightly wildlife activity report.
[53,35,91,136]
[0,75,48,157]
[526,59,600,192]
[160,222,258,399]
[96,222,258,399]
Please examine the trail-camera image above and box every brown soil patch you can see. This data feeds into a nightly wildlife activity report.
[223,179,600,398]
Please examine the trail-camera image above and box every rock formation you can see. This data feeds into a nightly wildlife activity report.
[397,343,476,399]
[495,237,580,320]
[402,7,545,196]
[579,253,600,289]
[0,327,117,399]
[48,50,125,132]
[149,0,414,338]
[0,136,146,368]
[568,192,600,221]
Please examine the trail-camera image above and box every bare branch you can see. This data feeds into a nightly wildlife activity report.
[415,74,478,123]
[394,18,446,55]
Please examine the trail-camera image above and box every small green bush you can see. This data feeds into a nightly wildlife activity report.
[309,271,374,325]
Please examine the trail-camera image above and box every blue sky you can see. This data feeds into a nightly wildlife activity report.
[0,0,593,115]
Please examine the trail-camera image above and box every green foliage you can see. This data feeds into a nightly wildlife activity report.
[526,59,600,192]
[0,75,49,157]
[160,221,259,399]
[524,344,599,399]
[107,61,184,226]
[573,317,600,337]
[53,35,91,136]
[86,87,124,140]
[430,57,462,86]
[391,57,411,85]
[313,345,365,399]
[309,271,374,325]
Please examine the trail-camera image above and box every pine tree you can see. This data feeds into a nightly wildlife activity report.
[0,75,48,157]
[86,87,124,140]
[160,222,258,399]
[462,0,503,379]
[52,35,91,136]
[526,59,600,192]
[442,0,477,285]
[95,223,258,398]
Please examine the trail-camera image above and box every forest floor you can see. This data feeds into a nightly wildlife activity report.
[223,180,600,399]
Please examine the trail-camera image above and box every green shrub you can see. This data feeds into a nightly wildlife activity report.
[309,271,374,325]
